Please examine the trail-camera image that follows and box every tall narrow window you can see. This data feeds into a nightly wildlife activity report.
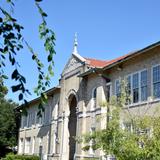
[141,70,148,101]
[19,138,23,154]
[31,112,35,126]
[32,137,35,154]
[106,83,111,102]
[115,79,120,98]
[22,115,27,128]
[91,88,97,109]
[126,75,131,104]
[25,137,31,154]
[132,73,139,103]
[153,65,160,99]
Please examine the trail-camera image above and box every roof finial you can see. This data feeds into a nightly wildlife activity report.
[73,32,78,54]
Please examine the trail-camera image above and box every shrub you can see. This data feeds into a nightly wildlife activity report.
[4,154,40,160]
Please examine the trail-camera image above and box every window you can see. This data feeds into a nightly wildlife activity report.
[123,122,133,132]
[126,75,131,104]
[21,116,24,129]
[116,69,148,105]
[141,70,148,101]
[21,115,27,128]
[19,138,23,154]
[25,137,31,154]
[27,113,32,128]
[153,65,160,99]
[91,88,97,109]
[115,79,121,99]
[132,73,139,103]
[36,112,40,124]
[36,110,45,125]
[106,83,112,102]
[31,112,36,126]
[32,137,35,154]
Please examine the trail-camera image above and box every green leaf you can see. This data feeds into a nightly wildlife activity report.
[42,12,47,17]
[47,54,52,62]
[2,75,8,79]
[20,76,26,84]
[11,69,18,80]
[32,54,37,60]
[11,84,21,92]
[18,93,23,101]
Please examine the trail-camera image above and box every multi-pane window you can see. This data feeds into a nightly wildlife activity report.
[21,115,27,128]
[27,113,32,128]
[153,65,160,99]
[141,70,148,101]
[116,70,148,105]
[115,79,120,98]
[132,73,139,103]
[126,75,131,104]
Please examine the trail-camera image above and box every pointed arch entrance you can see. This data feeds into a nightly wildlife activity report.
[68,94,77,160]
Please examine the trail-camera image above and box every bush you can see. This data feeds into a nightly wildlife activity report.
[3,154,40,160]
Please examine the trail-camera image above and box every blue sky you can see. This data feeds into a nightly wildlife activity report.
[2,0,160,102]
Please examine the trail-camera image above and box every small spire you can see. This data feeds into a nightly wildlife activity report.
[73,32,78,54]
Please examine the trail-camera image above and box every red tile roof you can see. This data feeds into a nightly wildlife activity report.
[85,54,130,68]
[85,58,108,67]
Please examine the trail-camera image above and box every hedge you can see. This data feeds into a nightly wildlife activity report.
[2,154,40,160]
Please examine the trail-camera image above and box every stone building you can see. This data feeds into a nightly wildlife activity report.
[18,38,160,160]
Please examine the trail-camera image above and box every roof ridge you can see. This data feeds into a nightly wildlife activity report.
[84,57,108,62]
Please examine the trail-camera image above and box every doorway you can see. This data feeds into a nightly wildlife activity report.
[68,95,77,160]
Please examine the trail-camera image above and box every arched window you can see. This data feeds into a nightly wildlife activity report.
[91,88,97,110]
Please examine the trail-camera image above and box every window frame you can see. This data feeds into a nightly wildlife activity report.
[118,69,148,106]
[140,69,148,102]
[106,82,112,102]
[91,87,97,110]
[115,78,121,98]
[132,71,140,103]
[152,64,160,100]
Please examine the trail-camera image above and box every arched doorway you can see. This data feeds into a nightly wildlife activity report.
[68,94,77,160]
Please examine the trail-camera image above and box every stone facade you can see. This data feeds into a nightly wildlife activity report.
[18,41,160,160]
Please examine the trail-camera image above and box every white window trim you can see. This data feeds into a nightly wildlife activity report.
[126,74,133,104]
[151,64,160,100]
[128,70,145,105]
[132,71,140,103]
[116,69,148,107]
[140,69,148,102]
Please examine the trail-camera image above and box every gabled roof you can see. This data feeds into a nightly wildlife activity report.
[79,41,160,77]
[84,54,130,68]
[85,58,108,68]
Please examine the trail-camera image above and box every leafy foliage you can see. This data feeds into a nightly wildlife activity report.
[2,154,40,160]
[81,80,160,160]
[0,81,19,157]
[0,0,56,113]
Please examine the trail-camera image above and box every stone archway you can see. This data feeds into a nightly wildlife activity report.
[68,94,77,160]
